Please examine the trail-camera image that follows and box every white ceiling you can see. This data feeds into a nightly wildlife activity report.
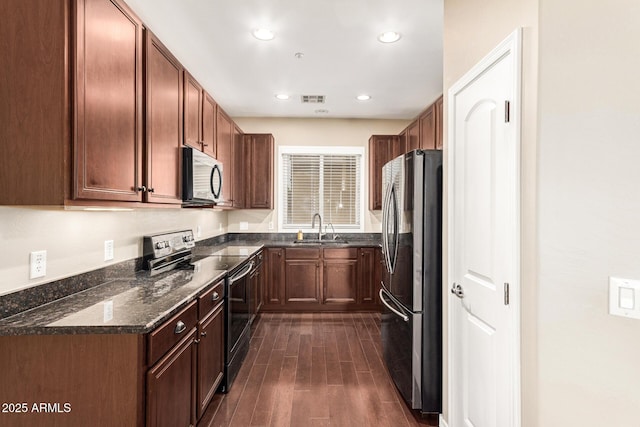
[124,0,443,120]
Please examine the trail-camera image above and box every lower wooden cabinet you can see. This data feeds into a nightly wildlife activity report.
[262,246,381,312]
[147,329,197,427]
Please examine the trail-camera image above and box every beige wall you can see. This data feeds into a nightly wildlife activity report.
[230,117,410,233]
[0,207,228,296]
[536,0,640,425]
[443,0,539,425]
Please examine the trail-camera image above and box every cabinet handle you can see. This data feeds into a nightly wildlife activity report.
[201,331,207,337]
[212,291,220,301]
[148,187,155,193]
[202,143,209,147]
[174,321,186,334]
[194,339,200,344]
[136,186,147,192]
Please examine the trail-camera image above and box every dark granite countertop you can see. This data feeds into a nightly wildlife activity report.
[0,234,380,336]
[0,257,229,336]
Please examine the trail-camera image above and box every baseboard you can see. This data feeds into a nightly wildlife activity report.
[439,414,449,427]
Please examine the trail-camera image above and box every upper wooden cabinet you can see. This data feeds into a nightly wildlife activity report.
[184,72,217,159]
[202,93,217,158]
[406,120,420,152]
[435,95,444,149]
[419,104,436,150]
[245,134,274,209]
[215,107,235,208]
[144,31,183,205]
[232,125,245,209]
[368,135,400,210]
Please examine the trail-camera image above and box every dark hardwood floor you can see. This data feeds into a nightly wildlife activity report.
[199,312,438,427]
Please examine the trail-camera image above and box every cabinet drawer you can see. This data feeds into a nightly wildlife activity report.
[286,248,320,259]
[198,279,225,318]
[148,300,198,366]
[323,248,357,259]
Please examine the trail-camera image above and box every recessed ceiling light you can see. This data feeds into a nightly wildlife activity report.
[377,31,401,43]
[315,109,329,114]
[275,94,290,100]
[252,28,275,41]
[356,95,371,101]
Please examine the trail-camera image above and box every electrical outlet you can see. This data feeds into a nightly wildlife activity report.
[219,223,223,232]
[268,221,274,230]
[240,221,249,231]
[30,250,47,279]
[196,225,202,238]
[104,240,114,261]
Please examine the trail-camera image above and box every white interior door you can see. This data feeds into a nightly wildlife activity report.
[448,30,521,427]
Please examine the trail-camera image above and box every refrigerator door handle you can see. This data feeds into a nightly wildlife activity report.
[381,181,393,273]
[379,287,409,322]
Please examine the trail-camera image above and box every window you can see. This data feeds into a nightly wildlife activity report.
[280,147,364,231]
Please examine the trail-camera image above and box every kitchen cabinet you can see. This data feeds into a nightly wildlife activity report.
[184,72,217,159]
[323,248,358,304]
[146,300,198,427]
[196,281,225,420]
[261,245,381,312]
[1,0,191,207]
[215,107,235,207]
[245,134,275,209]
[358,247,379,305]
[368,135,401,210]
[264,248,285,307]
[419,104,436,150]
[232,125,245,209]
[144,31,183,205]
[405,120,421,152]
[435,95,444,150]
[285,248,322,305]
[183,71,203,151]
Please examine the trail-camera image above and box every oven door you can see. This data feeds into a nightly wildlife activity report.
[380,286,422,409]
[227,260,254,355]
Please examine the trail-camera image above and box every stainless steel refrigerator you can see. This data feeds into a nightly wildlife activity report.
[380,149,443,414]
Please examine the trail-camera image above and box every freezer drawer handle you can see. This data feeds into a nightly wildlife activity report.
[379,287,409,322]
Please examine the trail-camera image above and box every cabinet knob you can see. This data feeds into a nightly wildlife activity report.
[174,321,186,334]
[201,331,207,337]
[136,186,147,192]
[148,187,155,193]
[212,291,220,301]
[194,338,200,344]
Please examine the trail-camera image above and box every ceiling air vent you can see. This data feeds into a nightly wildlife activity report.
[301,95,325,104]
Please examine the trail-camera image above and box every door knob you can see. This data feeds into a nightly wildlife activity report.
[451,283,464,299]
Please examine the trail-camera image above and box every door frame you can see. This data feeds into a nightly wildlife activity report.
[446,28,522,427]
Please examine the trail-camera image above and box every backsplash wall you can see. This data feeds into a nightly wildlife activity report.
[0,206,228,296]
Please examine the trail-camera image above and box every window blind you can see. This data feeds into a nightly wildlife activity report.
[282,153,361,229]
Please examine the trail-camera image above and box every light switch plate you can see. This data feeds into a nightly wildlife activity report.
[609,276,640,319]
[104,240,114,261]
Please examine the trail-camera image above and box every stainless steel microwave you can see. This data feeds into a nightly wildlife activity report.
[182,146,223,206]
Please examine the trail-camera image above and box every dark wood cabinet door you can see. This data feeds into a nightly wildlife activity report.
[246,134,274,209]
[232,125,245,208]
[145,31,183,204]
[323,259,358,304]
[435,95,444,150]
[368,135,397,210]
[147,329,196,427]
[183,71,203,151]
[419,104,436,150]
[406,120,421,152]
[256,258,264,312]
[215,108,234,207]
[196,304,224,420]
[74,0,143,202]
[264,248,285,306]
[357,248,378,305]
[285,259,321,304]
[202,93,217,158]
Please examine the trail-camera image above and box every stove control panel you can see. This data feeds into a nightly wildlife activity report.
[143,230,196,261]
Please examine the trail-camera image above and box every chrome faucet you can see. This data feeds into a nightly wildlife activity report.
[311,213,323,240]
